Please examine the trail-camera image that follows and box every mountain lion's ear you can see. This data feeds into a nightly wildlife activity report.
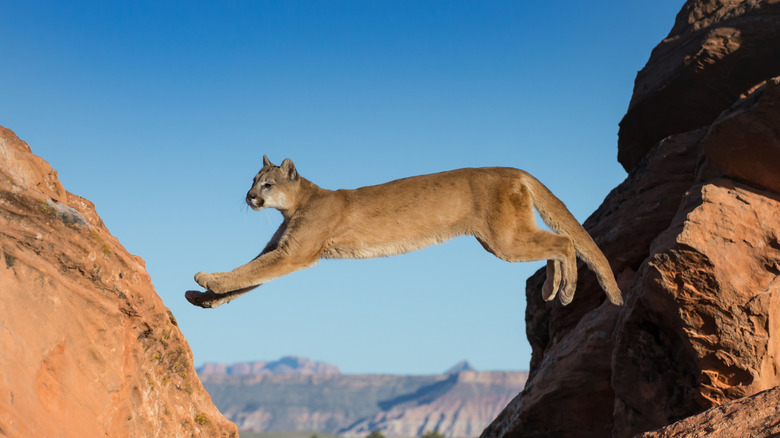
[263,155,273,167]
[280,158,298,181]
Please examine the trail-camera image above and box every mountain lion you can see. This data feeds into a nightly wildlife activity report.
[186,156,622,308]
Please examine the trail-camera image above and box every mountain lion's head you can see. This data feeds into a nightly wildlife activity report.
[246,155,299,211]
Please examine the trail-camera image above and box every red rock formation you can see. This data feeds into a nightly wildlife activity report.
[483,0,780,437]
[0,126,237,437]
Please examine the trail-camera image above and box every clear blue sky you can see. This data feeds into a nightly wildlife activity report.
[1,1,684,374]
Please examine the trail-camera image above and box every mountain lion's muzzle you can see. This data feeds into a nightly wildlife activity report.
[246,193,264,209]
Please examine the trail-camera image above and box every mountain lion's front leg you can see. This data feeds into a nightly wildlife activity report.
[195,248,318,294]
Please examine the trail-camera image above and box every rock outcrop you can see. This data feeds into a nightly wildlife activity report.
[483,0,780,437]
[0,126,237,437]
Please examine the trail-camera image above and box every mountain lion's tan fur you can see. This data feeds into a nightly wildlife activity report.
[185,156,622,308]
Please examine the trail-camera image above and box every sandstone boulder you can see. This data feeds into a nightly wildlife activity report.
[638,385,780,438]
[611,180,780,436]
[0,126,237,437]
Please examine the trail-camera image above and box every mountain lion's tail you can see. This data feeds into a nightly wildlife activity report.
[523,174,623,305]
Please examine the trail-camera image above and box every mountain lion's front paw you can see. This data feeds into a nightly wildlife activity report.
[185,290,219,308]
[194,272,214,289]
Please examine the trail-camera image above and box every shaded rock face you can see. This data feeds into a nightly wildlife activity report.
[483,1,780,437]
[701,77,780,194]
[617,0,780,172]
[0,126,237,437]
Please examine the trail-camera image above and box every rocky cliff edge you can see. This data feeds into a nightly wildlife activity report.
[0,125,237,437]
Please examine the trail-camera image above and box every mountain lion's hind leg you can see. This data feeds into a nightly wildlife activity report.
[516,231,576,305]
[477,229,577,305]
[542,260,562,302]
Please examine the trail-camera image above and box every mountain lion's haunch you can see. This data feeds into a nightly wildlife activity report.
[185,156,622,308]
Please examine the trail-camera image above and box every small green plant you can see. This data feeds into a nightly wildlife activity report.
[420,431,445,438]
[194,413,209,425]
[366,431,385,438]
[40,202,56,217]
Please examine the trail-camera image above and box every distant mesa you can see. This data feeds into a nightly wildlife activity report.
[198,357,482,377]
[200,358,528,437]
[197,355,341,376]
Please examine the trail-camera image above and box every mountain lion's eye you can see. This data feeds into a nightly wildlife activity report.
[263,183,273,189]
